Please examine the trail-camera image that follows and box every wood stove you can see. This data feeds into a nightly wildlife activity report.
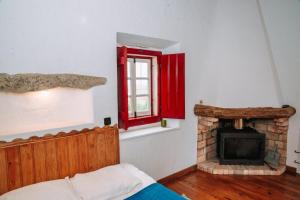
[217,127,265,165]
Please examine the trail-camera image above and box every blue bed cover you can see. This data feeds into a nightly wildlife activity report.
[126,183,186,200]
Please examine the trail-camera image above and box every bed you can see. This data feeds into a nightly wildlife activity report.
[0,125,186,199]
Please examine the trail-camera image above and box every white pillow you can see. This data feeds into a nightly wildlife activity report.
[121,163,155,188]
[70,164,142,200]
[0,178,80,200]
[112,163,156,200]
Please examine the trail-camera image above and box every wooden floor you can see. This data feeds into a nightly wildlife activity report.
[164,170,300,200]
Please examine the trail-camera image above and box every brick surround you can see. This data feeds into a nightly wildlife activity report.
[197,116,291,175]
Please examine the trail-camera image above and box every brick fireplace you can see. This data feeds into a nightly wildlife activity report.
[194,104,296,175]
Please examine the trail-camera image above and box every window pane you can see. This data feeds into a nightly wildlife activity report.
[128,97,133,117]
[127,79,131,95]
[136,96,150,113]
[136,62,149,78]
[127,61,131,78]
[136,80,149,95]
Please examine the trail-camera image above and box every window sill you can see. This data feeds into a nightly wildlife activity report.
[120,124,179,141]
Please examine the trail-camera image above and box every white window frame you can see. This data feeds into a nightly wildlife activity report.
[127,58,152,118]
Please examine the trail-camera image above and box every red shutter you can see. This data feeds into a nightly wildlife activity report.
[161,53,185,119]
[117,46,129,129]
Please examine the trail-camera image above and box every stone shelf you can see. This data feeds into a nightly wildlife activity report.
[0,73,107,93]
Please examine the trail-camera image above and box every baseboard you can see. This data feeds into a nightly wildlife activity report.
[286,165,298,176]
[158,165,197,184]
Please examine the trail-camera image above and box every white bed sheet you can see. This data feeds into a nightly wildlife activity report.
[0,178,80,200]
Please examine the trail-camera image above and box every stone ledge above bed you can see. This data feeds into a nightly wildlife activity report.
[0,73,107,93]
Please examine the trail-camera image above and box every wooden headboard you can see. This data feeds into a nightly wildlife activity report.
[0,125,119,195]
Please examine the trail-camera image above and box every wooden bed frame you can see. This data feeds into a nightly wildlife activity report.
[0,125,120,195]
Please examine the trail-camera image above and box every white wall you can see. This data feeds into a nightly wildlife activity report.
[0,0,299,179]
[259,0,300,171]
[206,0,281,107]
[0,88,93,137]
[0,0,216,180]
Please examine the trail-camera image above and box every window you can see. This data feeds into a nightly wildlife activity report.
[117,46,185,130]
[127,57,152,118]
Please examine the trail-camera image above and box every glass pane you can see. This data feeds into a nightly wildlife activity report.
[136,80,149,95]
[127,61,131,78]
[136,62,149,78]
[127,79,131,95]
[136,96,150,112]
[128,97,133,116]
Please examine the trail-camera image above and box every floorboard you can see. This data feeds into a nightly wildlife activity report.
[164,170,300,200]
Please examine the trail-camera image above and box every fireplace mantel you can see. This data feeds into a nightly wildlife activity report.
[194,104,296,119]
